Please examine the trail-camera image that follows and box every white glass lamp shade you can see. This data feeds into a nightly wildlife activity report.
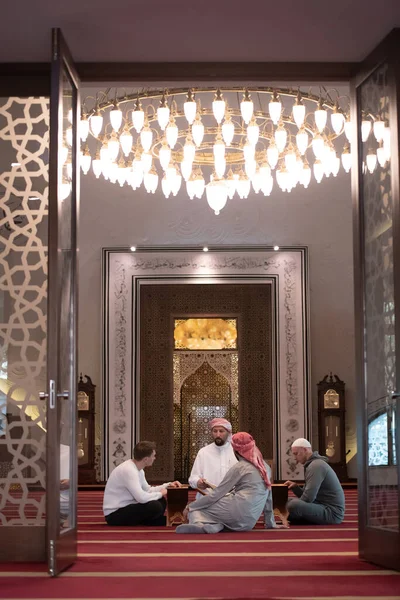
[236,172,251,199]
[259,161,271,179]
[373,120,385,143]
[361,120,372,143]
[100,144,110,165]
[296,128,308,155]
[274,125,287,153]
[300,163,311,188]
[186,175,197,200]
[184,136,196,163]
[331,155,341,177]
[144,167,159,193]
[132,108,145,133]
[252,168,262,193]
[341,148,352,173]
[245,158,256,180]
[314,108,327,133]
[267,141,279,169]
[344,119,352,143]
[110,108,123,132]
[222,118,235,146]
[276,166,288,192]
[194,169,205,198]
[81,153,91,175]
[60,180,71,201]
[184,99,197,125]
[157,105,170,131]
[90,113,103,137]
[181,160,193,181]
[162,174,171,198]
[120,130,133,157]
[284,146,297,172]
[166,163,178,184]
[92,158,102,179]
[108,162,119,184]
[311,134,324,159]
[313,159,324,183]
[66,127,73,147]
[131,160,143,189]
[377,146,387,168]
[108,138,120,162]
[247,118,259,146]
[141,151,152,174]
[240,98,254,124]
[213,137,225,162]
[140,126,153,153]
[269,97,282,125]
[292,102,305,129]
[170,171,182,196]
[366,151,377,174]
[166,119,179,149]
[80,118,90,142]
[225,170,236,199]
[206,178,228,215]
[331,111,345,136]
[212,99,226,124]
[159,141,171,171]
[260,174,273,196]
[243,140,254,162]
[192,116,205,147]
[117,165,127,187]
[215,156,226,179]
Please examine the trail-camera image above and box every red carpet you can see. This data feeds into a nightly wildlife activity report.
[1,489,400,599]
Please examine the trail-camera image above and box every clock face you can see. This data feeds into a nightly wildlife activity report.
[77,391,89,411]
[324,389,340,409]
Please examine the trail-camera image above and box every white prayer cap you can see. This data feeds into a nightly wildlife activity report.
[291,437,312,448]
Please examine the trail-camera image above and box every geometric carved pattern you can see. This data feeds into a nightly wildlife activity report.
[0,97,49,525]
[140,283,273,481]
[360,64,399,531]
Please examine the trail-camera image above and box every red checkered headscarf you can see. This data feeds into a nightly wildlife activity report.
[231,432,271,488]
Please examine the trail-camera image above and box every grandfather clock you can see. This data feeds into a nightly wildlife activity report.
[77,374,96,484]
[317,373,348,481]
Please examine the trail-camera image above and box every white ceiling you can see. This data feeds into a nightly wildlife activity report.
[1,0,399,64]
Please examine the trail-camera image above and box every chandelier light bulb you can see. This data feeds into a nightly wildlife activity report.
[284,145,297,172]
[181,160,193,181]
[184,90,197,125]
[243,140,254,163]
[144,167,159,194]
[314,101,328,133]
[130,161,143,189]
[108,162,118,184]
[292,95,306,129]
[259,160,271,179]
[92,155,102,179]
[81,151,91,175]
[66,127,73,147]
[245,158,256,180]
[344,119,352,143]
[212,90,226,124]
[140,124,153,152]
[247,117,259,146]
[206,177,228,215]
[108,136,120,162]
[60,180,71,201]
[214,156,226,179]
[377,145,387,168]
[331,155,340,177]
[269,91,282,125]
[170,168,182,196]
[312,133,324,159]
[373,120,385,143]
[100,143,110,165]
[225,169,236,199]
[274,124,287,153]
[213,133,226,162]
[331,109,345,136]
[300,160,311,188]
[276,165,288,192]
[132,99,145,133]
[117,160,127,187]
[295,128,308,156]
[120,129,133,157]
[186,174,197,200]
[361,119,372,143]
[192,114,205,147]
[194,168,205,199]
[141,151,152,174]
[222,116,235,146]
[80,117,90,142]
[252,168,262,194]
[236,171,251,199]
[313,159,324,183]
[159,140,172,171]
[341,146,352,173]
[157,95,170,131]
[110,106,123,132]
[90,112,103,137]
[166,117,179,149]
[184,134,196,163]
[260,174,273,196]
[366,150,377,174]
[240,90,254,125]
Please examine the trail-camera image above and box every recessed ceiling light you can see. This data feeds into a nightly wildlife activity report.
[273,245,280,251]
[11,162,21,167]
[203,246,209,252]
[130,246,136,252]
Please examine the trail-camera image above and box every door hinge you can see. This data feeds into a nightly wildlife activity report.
[49,539,55,576]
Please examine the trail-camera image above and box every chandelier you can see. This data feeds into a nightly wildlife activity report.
[72,86,391,215]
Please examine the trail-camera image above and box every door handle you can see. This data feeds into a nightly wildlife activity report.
[39,380,69,409]
[390,391,400,400]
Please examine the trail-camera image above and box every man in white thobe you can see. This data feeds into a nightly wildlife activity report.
[188,417,237,499]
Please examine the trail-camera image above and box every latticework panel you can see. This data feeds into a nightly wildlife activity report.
[140,283,272,481]
[0,97,49,525]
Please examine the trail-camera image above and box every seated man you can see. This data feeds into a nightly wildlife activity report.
[177,432,288,534]
[103,440,181,526]
[284,437,345,525]
[189,417,237,499]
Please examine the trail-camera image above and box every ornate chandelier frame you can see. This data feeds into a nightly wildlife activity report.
[71,86,389,214]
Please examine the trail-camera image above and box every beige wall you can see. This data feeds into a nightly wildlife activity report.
[78,167,357,478]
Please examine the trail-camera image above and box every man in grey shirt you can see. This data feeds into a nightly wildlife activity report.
[284,437,345,525]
